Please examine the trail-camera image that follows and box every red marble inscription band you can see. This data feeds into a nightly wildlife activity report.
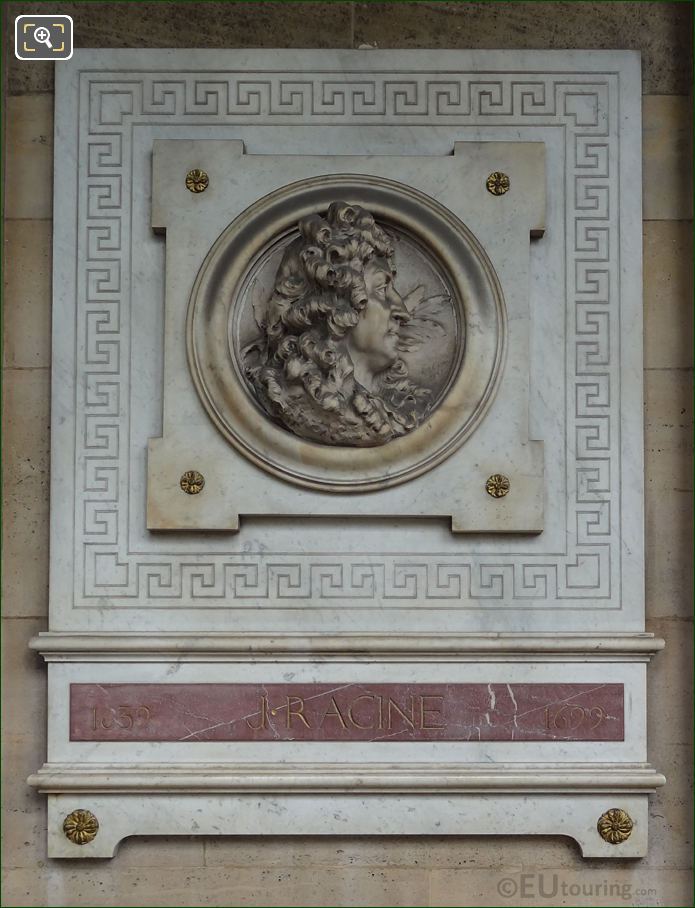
[70,683,624,742]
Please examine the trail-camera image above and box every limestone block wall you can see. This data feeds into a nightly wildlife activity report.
[2,3,692,905]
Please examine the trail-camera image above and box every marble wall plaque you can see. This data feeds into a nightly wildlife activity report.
[70,682,625,742]
[40,49,648,634]
[30,49,663,860]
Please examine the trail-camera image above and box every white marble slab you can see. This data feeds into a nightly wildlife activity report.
[45,792,652,859]
[33,49,658,860]
[147,138,545,531]
[46,49,644,633]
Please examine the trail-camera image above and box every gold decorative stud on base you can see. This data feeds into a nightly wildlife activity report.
[180,470,205,495]
[63,809,99,845]
[185,168,209,193]
[486,473,510,498]
[486,171,510,196]
[597,808,634,844]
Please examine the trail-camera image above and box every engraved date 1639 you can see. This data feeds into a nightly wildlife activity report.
[91,705,151,731]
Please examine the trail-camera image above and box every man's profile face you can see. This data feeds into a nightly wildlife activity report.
[347,258,409,374]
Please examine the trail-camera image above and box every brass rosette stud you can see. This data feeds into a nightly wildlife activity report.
[597,808,634,844]
[180,470,205,494]
[486,473,510,498]
[486,171,510,196]
[63,809,99,845]
[185,168,209,193]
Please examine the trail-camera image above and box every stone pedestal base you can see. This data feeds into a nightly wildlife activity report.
[35,773,660,859]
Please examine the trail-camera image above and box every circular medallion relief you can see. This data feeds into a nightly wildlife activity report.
[188,175,505,492]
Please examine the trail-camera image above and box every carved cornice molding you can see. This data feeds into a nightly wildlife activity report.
[30,632,665,661]
[29,762,666,794]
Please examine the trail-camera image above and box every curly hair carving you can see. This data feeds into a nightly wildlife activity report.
[245,202,428,446]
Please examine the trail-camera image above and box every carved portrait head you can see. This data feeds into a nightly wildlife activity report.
[243,201,447,446]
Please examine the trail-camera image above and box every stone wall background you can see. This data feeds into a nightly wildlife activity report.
[2,3,692,905]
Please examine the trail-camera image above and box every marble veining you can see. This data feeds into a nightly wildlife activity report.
[70,682,625,742]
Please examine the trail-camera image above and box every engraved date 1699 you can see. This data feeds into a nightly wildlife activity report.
[545,704,605,731]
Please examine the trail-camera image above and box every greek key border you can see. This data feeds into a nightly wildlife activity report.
[75,69,619,608]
